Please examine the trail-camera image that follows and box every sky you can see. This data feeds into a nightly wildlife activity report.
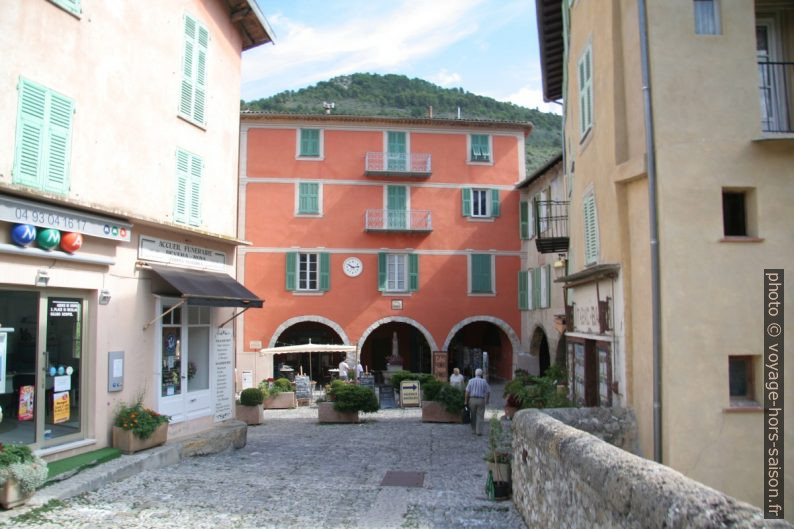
[241,0,560,114]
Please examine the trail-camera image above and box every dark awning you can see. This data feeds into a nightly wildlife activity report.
[149,265,263,308]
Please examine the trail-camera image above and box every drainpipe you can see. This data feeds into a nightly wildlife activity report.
[637,0,662,464]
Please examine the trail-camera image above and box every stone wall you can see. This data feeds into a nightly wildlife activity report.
[512,409,791,529]
[541,407,638,453]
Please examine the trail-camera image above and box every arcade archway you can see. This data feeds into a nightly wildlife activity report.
[269,318,345,385]
[359,319,433,382]
[529,326,550,376]
[444,317,519,381]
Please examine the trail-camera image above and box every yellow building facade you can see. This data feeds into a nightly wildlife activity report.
[538,0,793,518]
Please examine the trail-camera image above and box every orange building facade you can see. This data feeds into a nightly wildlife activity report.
[236,113,532,387]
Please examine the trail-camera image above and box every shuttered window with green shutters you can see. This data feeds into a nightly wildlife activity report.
[377,253,418,292]
[470,254,493,294]
[578,44,593,138]
[285,252,329,292]
[583,193,600,265]
[519,201,529,239]
[540,265,551,308]
[179,13,209,126]
[174,148,203,226]
[462,188,500,218]
[299,129,321,157]
[518,270,529,310]
[532,266,542,309]
[297,182,320,215]
[470,134,491,162]
[13,78,74,194]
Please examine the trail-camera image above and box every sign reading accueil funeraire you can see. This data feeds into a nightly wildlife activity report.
[138,235,226,272]
[0,194,132,242]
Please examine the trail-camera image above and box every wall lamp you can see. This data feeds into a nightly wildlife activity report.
[35,269,50,287]
[98,289,112,305]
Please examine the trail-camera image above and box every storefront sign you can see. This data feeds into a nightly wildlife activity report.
[213,329,234,422]
[53,391,70,423]
[138,236,226,272]
[18,385,34,421]
[400,380,421,407]
[0,195,132,242]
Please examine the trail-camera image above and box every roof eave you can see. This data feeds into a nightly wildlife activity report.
[536,0,564,102]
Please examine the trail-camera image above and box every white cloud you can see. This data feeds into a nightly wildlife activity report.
[241,0,487,99]
[430,69,462,87]
[502,85,562,115]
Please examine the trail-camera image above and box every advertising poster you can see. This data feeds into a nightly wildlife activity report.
[213,329,234,422]
[18,385,34,421]
[53,391,70,423]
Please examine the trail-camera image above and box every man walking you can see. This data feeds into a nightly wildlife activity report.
[464,368,490,435]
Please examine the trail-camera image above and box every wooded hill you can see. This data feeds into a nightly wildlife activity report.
[242,73,562,174]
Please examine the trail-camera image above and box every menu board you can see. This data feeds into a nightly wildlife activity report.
[294,375,311,400]
[359,374,375,393]
[213,329,234,422]
[432,351,447,382]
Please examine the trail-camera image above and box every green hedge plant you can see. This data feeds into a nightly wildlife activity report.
[239,388,264,406]
[328,383,379,413]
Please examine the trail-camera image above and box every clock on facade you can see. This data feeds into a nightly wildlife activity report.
[343,257,363,277]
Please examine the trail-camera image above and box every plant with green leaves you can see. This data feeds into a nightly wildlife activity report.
[421,379,465,414]
[114,399,170,440]
[503,364,573,410]
[484,416,511,464]
[239,387,264,406]
[258,377,293,398]
[389,370,435,388]
[328,383,379,413]
[0,444,48,494]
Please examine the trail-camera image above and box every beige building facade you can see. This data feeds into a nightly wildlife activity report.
[0,0,270,461]
[538,0,793,518]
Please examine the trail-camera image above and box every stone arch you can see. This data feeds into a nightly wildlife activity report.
[268,315,351,348]
[357,316,438,354]
[529,325,548,356]
[442,315,521,356]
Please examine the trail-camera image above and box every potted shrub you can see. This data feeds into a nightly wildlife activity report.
[318,380,378,423]
[260,378,297,409]
[420,379,465,423]
[235,388,265,425]
[503,365,574,416]
[113,399,170,455]
[0,444,48,509]
[484,416,511,500]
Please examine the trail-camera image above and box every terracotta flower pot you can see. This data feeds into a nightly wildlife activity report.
[0,478,33,510]
[112,422,169,455]
[235,404,264,425]
[421,401,463,423]
[317,401,359,423]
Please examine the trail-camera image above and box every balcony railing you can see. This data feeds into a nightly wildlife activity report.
[534,200,569,253]
[364,209,432,232]
[759,61,793,133]
[364,152,432,177]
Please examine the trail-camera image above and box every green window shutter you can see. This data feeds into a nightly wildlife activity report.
[174,149,190,224]
[43,91,73,193]
[300,129,320,157]
[188,154,202,226]
[387,131,406,154]
[408,254,419,292]
[518,270,528,310]
[461,188,471,217]
[519,201,529,239]
[319,253,330,291]
[298,182,319,214]
[471,254,492,293]
[490,189,500,217]
[543,265,551,307]
[180,14,208,124]
[194,25,208,125]
[533,265,542,309]
[470,134,490,161]
[285,252,297,291]
[377,253,387,291]
[52,0,81,15]
[584,194,600,264]
[527,269,534,309]
[13,79,47,188]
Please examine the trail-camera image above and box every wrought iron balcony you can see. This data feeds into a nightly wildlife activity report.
[364,209,432,232]
[759,61,793,133]
[364,152,432,177]
[534,200,569,253]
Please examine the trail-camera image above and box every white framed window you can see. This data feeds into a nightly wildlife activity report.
[583,192,600,265]
[540,265,550,308]
[384,130,410,171]
[296,128,324,159]
[577,44,593,139]
[298,253,318,291]
[462,188,500,218]
[694,0,720,35]
[377,253,418,293]
[386,254,407,292]
[468,134,492,163]
[285,252,329,292]
[295,181,322,216]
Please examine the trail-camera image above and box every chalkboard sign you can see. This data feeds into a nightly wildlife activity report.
[359,374,375,393]
[379,385,396,409]
[294,375,312,400]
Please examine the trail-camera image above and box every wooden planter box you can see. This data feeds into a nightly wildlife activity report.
[263,392,297,409]
[112,422,168,455]
[421,401,463,423]
[0,478,33,510]
[317,401,359,423]
[235,404,264,425]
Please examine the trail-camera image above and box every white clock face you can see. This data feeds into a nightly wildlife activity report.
[343,257,363,277]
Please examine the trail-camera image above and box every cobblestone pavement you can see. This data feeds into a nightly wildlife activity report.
[1,402,526,529]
